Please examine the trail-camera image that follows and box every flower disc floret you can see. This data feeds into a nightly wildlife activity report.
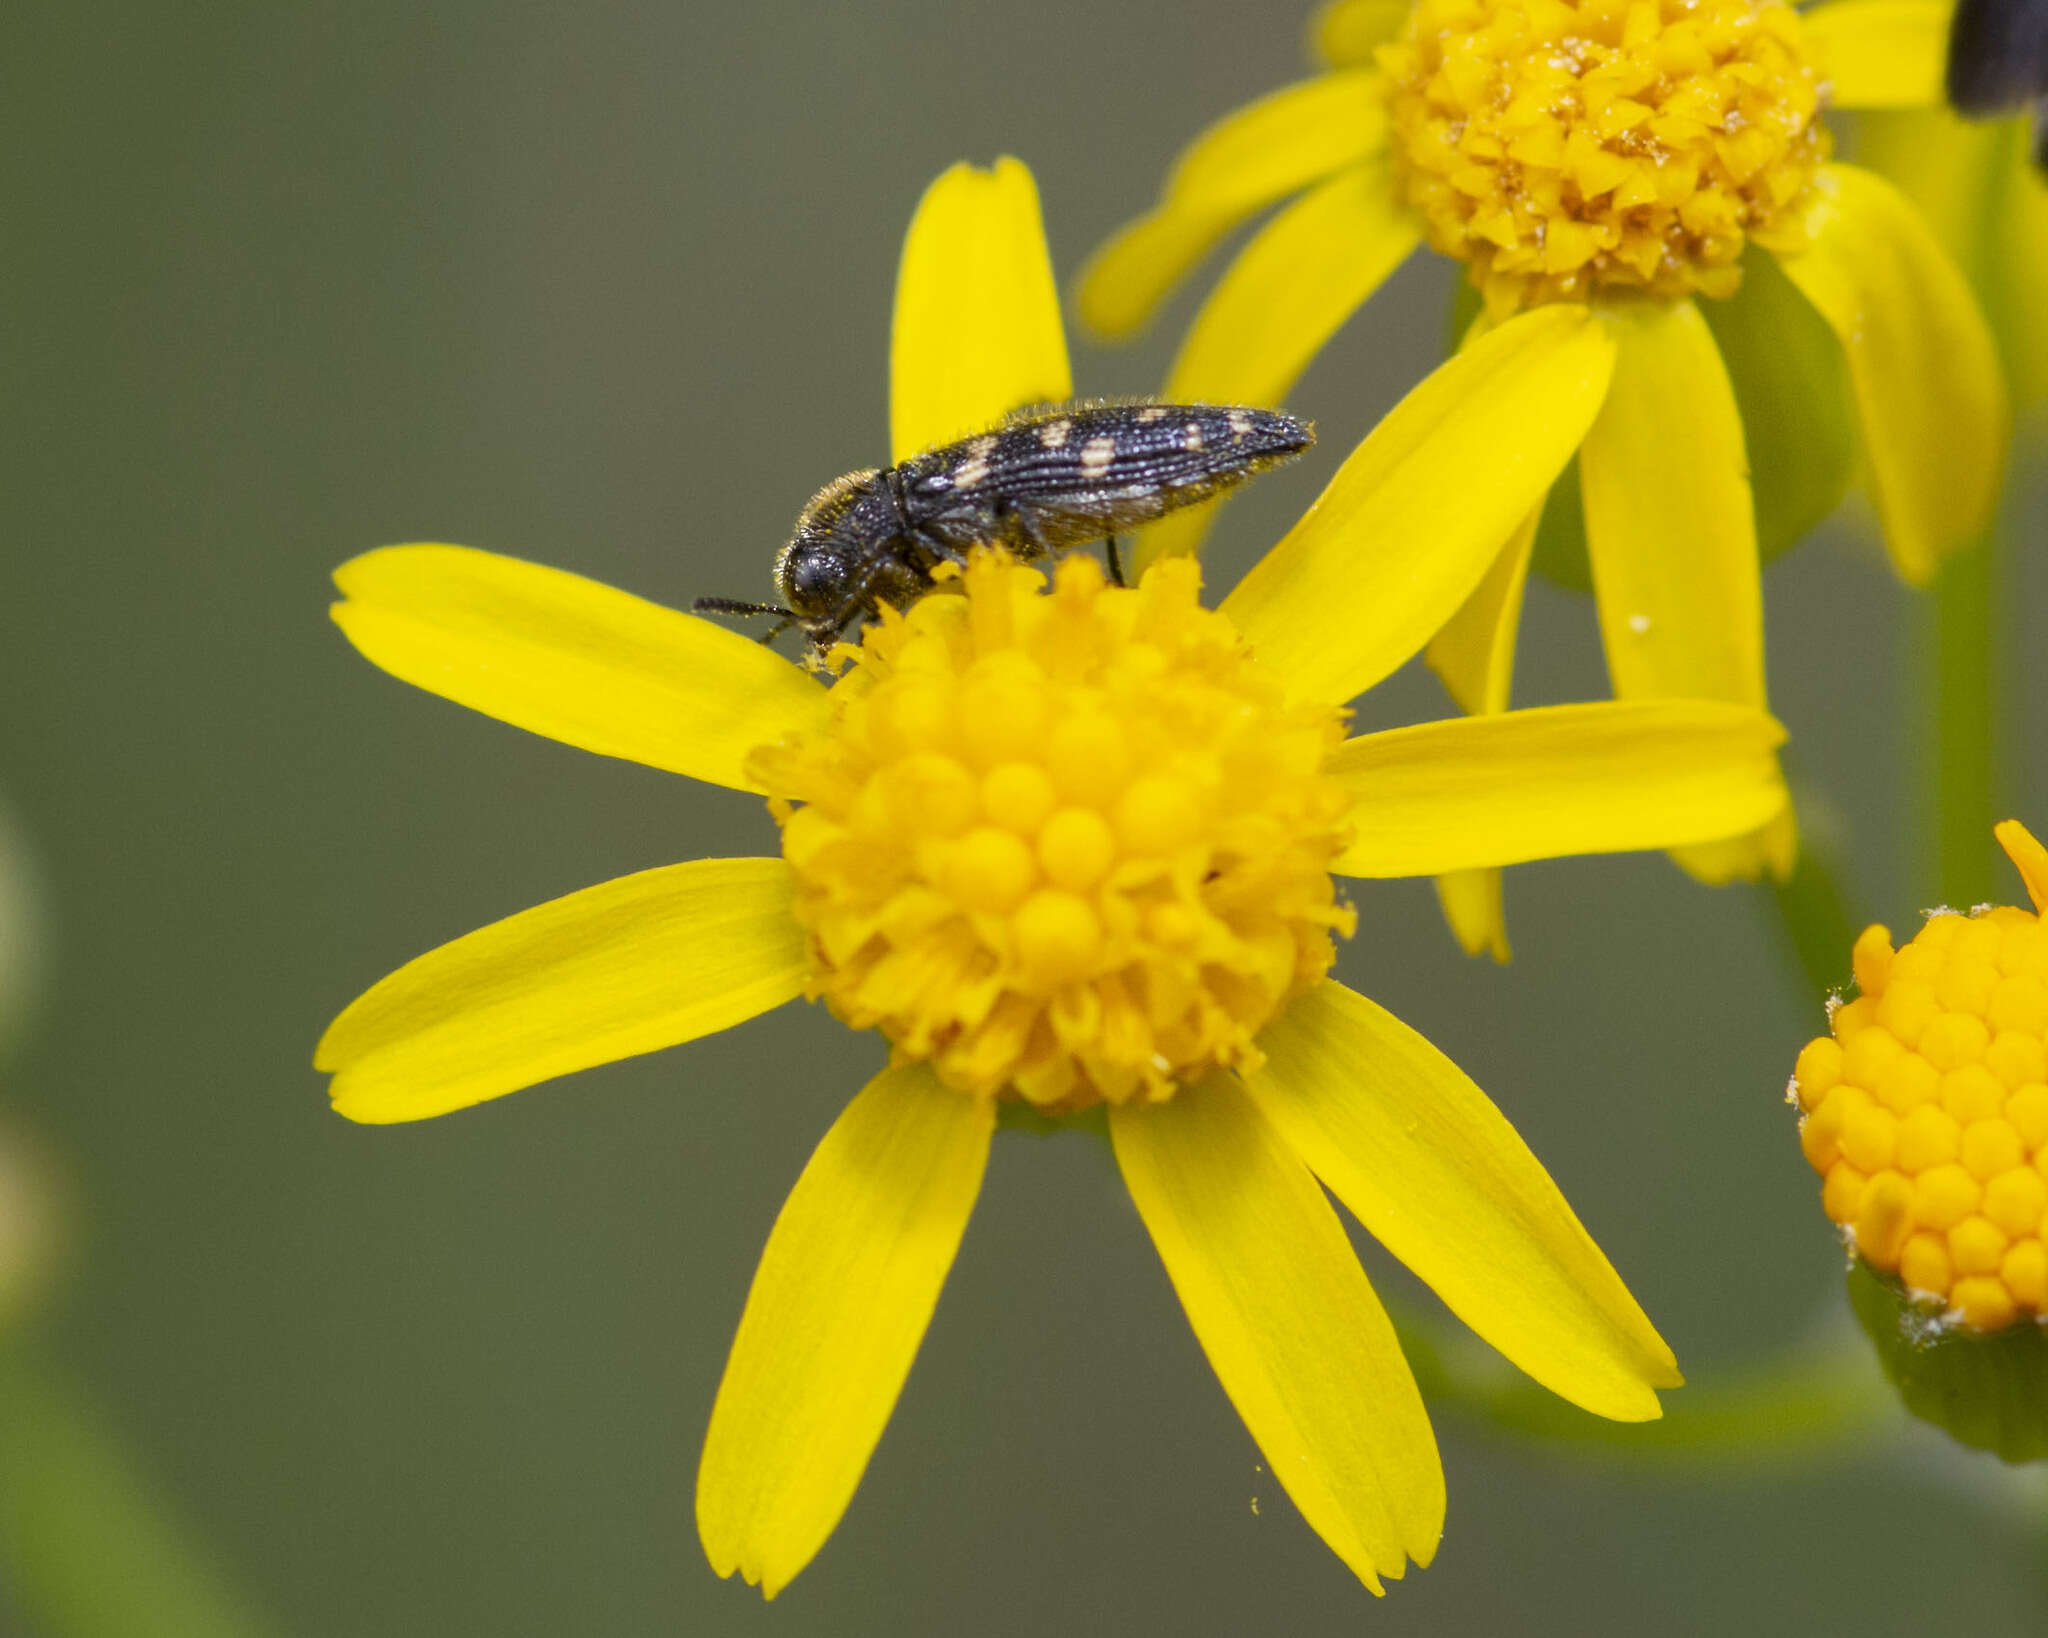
[750,550,1356,1110]
[1381,0,1828,314]
[1794,828,2048,1334]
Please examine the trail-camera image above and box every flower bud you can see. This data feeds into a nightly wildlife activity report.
[1793,820,2048,1456]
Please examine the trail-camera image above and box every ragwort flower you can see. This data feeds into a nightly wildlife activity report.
[318,159,1791,1598]
[1080,0,2008,935]
[1858,102,2048,416]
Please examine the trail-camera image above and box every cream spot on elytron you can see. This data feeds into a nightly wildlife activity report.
[953,454,990,489]
[1182,422,1205,452]
[1136,406,1168,423]
[1079,435,1116,478]
[1038,419,1071,449]
[1227,410,1253,439]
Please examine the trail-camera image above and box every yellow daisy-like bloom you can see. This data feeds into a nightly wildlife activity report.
[1080,0,2007,948]
[753,551,1359,1109]
[1793,821,2048,1335]
[1384,0,1829,310]
[1858,105,2048,416]
[319,158,1792,1598]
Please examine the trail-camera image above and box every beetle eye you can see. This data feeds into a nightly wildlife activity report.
[780,545,849,616]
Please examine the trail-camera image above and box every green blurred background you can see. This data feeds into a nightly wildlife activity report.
[4,2,2048,1633]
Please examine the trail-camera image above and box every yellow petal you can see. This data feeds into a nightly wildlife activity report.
[1435,870,1510,962]
[699,1064,993,1599]
[1577,300,1789,881]
[889,158,1073,462]
[1700,248,1857,561]
[1773,163,2008,583]
[1671,804,1800,887]
[318,859,805,1123]
[1221,306,1616,707]
[1327,700,1789,876]
[1128,165,1421,576]
[1109,1074,1442,1591]
[1425,506,1538,718]
[1859,111,2048,411]
[1527,454,1593,589]
[1855,110,1992,271]
[1803,0,1950,108]
[1424,509,1539,964]
[1996,819,2048,913]
[1580,301,1762,707]
[332,545,829,791]
[2013,141,2048,410]
[1164,162,1419,413]
[2007,131,2048,413]
[1243,981,1681,1420]
[1126,500,1221,582]
[1075,73,1388,342]
[1312,0,1411,66]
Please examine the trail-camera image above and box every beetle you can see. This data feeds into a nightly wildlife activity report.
[695,401,1313,655]
[1947,0,2048,170]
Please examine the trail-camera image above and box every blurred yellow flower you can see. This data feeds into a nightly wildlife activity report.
[1858,107,2048,417]
[1081,0,2008,936]
[318,158,1790,1599]
[1793,820,2048,1335]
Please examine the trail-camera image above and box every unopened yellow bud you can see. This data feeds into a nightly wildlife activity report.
[1795,822,2048,1335]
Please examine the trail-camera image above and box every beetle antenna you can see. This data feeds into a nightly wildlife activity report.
[694,596,797,619]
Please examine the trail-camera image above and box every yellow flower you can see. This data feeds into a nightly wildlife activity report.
[1793,820,2048,1335]
[1857,104,2048,416]
[317,158,1791,1598]
[1079,0,2008,934]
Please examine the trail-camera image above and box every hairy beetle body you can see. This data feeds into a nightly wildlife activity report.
[696,402,1314,655]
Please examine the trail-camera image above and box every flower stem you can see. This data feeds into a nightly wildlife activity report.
[0,1342,274,1638]
[1388,1299,1889,1463]
[1763,809,1859,1008]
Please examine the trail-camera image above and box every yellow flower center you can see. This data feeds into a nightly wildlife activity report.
[1380,0,1828,315]
[1794,910,2048,1335]
[750,550,1356,1111]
